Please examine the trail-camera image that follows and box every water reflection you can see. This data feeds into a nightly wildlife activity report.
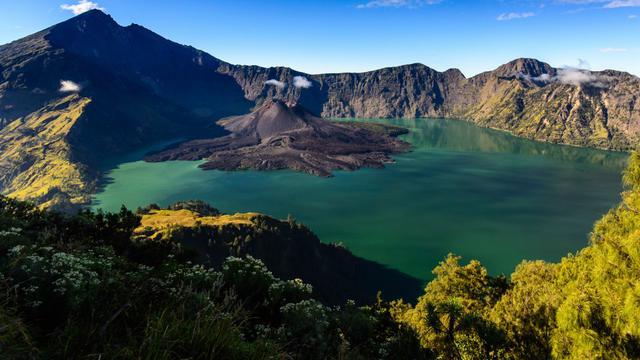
[95,118,628,279]
[342,118,628,170]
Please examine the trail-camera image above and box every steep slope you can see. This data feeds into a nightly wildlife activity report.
[218,63,462,118]
[0,95,92,210]
[43,11,250,118]
[164,55,640,174]
[457,59,639,149]
[132,201,423,304]
[0,10,251,209]
[146,100,410,176]
[219,58,640,150]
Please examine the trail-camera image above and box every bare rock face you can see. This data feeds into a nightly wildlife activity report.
[145,100,411,177]
[219,58,640,150]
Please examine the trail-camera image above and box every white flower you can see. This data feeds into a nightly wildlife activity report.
[8,245,25,257]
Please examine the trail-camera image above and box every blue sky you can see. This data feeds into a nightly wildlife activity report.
[1,0,638,76]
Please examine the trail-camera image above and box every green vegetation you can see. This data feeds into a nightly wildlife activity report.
[391,152,640,359]
[0,197,425,359]
[2,154,640,358]
[127,201,422,305]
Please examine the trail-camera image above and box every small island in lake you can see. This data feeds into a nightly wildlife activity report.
[145,100,410,177]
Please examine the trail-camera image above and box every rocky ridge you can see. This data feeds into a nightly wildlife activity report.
[0,10,638,208]
[219,58,640,150]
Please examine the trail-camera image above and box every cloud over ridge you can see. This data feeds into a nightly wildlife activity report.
[61,0,104,15]
[59,80,81,92]
[265,79,286,89]
[518,67,611,88]
[293,76,312,89]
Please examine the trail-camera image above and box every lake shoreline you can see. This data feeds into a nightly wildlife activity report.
[93,118,627,279]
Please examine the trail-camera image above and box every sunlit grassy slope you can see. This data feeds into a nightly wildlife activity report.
[135,208,260,240]
[0,95,94,210]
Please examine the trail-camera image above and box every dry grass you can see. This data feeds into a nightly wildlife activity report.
[135,209,260,239]
[1,95,92,207]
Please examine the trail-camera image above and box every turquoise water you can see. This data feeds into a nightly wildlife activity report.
[93,118,627,279]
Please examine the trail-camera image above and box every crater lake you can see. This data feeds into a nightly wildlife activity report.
[92,118,627,279]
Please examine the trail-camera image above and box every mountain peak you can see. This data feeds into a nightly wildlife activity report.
[74,9,112,19]
[46,8,121,47]
[260,98,302,112]
[495,58,555,77]
[146,95,410,178]
[261,98,289,108]
[56,9,118,29]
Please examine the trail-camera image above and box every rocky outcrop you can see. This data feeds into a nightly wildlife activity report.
[218,58,640,150]
[218,63,461,118]
[145,100,410,177]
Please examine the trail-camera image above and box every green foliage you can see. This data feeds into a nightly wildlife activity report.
[490,260,559,359]
[275,299,334,358]
[541,152,640,359]
[0,301,37,359]
[3,151,640,359]
[136,291,278,360]
[0,195,425,359]
[397,255,509,359]
[421,254,508,315]
[166,200,221,216]
[221,255,278,304]
[395,152,640,359]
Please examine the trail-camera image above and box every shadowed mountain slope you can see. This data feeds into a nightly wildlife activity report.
[0,10,251,209]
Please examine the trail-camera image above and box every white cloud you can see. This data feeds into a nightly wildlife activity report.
[600,47,628,52]
[59,80,81,92]
[555,66,610,87]
[629,14,638,18]
[535,73,553,82]
[293,76,312,89]
[556,0,607,3]
[356,0,442,9]
[518,72,553,83]
[556,68,599,86]
[518,63,610,88]
[534,74,552,82]
[265,79,286,89]
[557,0,640,7]
[497,12,536,21]
[604,0,640,7]
[60,0,104,15]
